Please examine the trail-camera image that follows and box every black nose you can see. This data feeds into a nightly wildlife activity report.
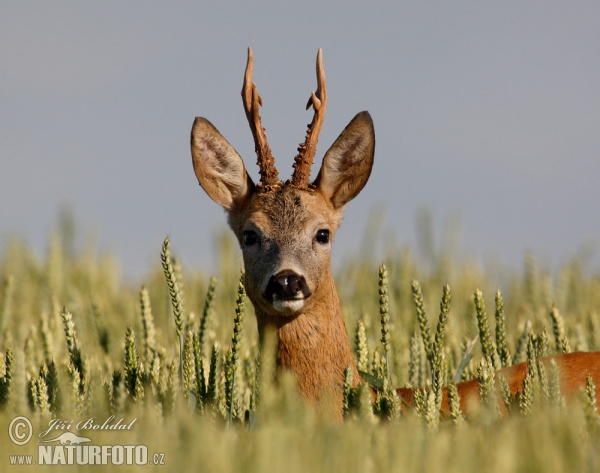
[265,270,311,301]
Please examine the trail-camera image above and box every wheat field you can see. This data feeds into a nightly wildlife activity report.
[0,216,599,472]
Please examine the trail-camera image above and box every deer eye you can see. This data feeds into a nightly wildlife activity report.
[315,229,330,244]
[243,231,258,246]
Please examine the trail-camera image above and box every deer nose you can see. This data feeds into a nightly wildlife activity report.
[265,270,311,301]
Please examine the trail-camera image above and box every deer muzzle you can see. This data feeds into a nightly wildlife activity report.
[264,270,312,313]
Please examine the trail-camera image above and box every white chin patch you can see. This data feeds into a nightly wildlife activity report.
[272,299,305,313]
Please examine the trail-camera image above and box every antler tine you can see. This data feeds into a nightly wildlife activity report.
[242,47,280,190]
[291,48,328,189]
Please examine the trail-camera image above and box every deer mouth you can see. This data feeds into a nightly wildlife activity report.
[272,297,306,313]
[264,270,312,314]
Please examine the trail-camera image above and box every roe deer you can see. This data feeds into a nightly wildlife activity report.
[190,48,600,420]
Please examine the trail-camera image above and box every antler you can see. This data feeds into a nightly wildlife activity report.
[291,48,328,189]
[242,47,280,190]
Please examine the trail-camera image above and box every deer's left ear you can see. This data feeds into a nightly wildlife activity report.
[313,111,375,209]
[191,117,255,209]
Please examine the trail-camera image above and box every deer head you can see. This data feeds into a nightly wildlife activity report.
[190,48,374,412]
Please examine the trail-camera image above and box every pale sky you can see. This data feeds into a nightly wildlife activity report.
[1,2,599,279]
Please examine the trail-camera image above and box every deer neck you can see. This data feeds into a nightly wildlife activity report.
[254,273,359,414]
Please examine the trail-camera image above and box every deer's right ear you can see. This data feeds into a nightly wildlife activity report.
[191,118,255,209]
[314,111,375,209]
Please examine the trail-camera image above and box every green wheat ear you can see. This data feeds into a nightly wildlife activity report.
[205,342,220,407]
[182,329,196,395]
[371,348,385,381]
[411,280,432,358]
[198,276,217,358]
[223,350,238,422]
[61,307,80,363]
[373,376,400,422]
[69,362,86,416]
[247,353,260,412]
[432,284,451,367]
[27,376,36,412]
[0,348,13,407]
[193,333,206,412]
[584,375,600,434]
[161,236,185,385]
[61,307,85,396]
[35,373,50,414]
[518,360,536,417]
[139,285,157,362]
[447,382,464,425]
[172,256,185,308]
[408,332,424,388]
[45,360,61,413]
[355,381,375,423]
[148,352,162,398]
[497,374,513,412]
[549,305,571,354]
[32,362,50,412]
[161,236,184,336]
[431,284,450,413]
[422,388,440,430]
[513,320,533,364]
[354,319,369,373]
[379,263,390,378]
[163,360,179,414]
[474,289,499,370]
[527,329,550,361]
[413,386,427,421]
[225,271,246,424]
[536,359,550,403]
[343,365,353,419]
[477,357,497,415]
[124,327,144,403]
[494,289,511,366]
[110,370,125,415]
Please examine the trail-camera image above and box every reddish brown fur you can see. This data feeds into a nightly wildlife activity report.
[191,51,374,420]
[396,352,600,415]
[190,50,600,421]
[257,276,359,410]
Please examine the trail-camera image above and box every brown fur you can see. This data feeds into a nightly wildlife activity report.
[191,72,374,419]
[396,352,600,416]
[190,51,600,421]
[258,276,358,411]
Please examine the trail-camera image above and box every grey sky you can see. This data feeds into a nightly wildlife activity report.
[1,2,599,279]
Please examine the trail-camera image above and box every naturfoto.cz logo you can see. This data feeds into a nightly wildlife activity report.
[7,415,166,466]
